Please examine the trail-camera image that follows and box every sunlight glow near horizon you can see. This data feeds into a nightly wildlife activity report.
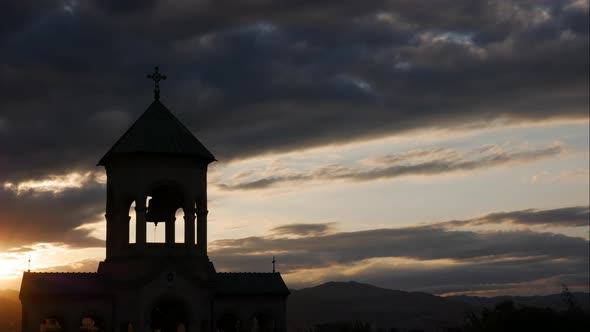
[0,245,103,289]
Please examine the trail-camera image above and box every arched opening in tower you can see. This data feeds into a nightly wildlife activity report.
[175,207,185,243]
[129,200,136,244]
[146,185,184,244]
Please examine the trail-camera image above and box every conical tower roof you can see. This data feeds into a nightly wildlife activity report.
[98,100,215,165]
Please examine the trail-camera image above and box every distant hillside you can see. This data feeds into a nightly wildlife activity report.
[0,290,20,332]
[287,281,473,332]
[448,292,590,312]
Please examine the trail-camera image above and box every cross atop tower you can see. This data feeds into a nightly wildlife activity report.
[272,256,276,273]
[147,66,167,100]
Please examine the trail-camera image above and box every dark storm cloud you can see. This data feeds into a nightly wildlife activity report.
[0,182,105,250]
[446,206,590,228]
[210,223,588,273]
[217,143,564,190]
[85,0,391,37]
[93,0,158,15]
[0,0,61,37]
[0,0,588,183]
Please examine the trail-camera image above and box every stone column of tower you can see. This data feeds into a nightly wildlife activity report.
[135,200,147,248]
[184,204,196,245]
[197,207,208,254]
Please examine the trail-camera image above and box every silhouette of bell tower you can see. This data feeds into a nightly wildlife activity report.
[97,68,216,276]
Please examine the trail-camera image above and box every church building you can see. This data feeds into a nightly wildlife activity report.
[19,68,289,332]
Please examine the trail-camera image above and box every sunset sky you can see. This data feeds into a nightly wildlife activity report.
[0,0,588,296]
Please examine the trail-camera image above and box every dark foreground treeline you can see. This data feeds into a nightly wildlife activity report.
[307,300,590,332]
[452,300,590,332]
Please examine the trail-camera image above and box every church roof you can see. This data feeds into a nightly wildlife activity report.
[19,272,105,297]
[215,272,290,296]
[98,100,216,165]
[20,272,289,298]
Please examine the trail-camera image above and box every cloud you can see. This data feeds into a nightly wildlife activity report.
[207,206,589,293]
[445,206,590,228]
[279,256,590,295]
[92,0,157,15]
[270,223,335,237]
[211,226,588,273]
[0,182,106,250]
[0,171,108,250]
[3,171,105,195]
[0,0,61,37]
[319,258,590,296]
[217,143,565,190]
[0,0,587,182]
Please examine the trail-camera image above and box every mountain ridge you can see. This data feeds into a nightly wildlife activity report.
[288,281,473,331]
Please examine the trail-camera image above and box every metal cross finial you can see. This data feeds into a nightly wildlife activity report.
[272,256,276,273]
[28,255,31,272]
[147,66,167,100]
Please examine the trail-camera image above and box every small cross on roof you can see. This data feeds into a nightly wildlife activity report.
[147,66,167,100]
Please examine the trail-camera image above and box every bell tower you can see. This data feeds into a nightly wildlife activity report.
[97,67,216,278]
[20,68,289,332]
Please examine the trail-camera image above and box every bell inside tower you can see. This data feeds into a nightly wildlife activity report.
[145,185,184,245]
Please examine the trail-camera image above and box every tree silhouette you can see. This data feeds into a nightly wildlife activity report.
[460,299,589,332]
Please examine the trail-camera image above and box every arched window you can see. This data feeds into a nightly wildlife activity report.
[175,208,185,243]
[40,316,64,332]
[129,200,137,244]
[80,316,100,332]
